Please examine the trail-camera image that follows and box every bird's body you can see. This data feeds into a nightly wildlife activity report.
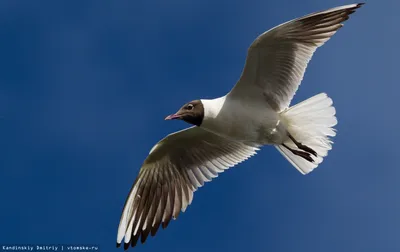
[201,96,287,145]
[116,3,364,249]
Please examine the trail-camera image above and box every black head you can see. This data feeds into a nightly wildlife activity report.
[165,100,204,126]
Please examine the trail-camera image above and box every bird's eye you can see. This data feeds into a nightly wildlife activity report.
[187,104,194,110]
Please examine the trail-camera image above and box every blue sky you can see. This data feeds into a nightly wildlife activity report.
[0,0,399,251]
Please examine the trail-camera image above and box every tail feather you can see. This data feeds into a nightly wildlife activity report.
[277,93,337,174]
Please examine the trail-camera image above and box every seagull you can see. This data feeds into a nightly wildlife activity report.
[117,3,363,249]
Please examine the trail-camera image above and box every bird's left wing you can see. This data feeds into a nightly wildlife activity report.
[117,126,259,249]
[228,3,363,112]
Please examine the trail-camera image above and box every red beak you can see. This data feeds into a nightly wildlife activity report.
[165,114,181,120]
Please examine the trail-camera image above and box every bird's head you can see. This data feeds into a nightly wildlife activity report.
[165,100,204,126]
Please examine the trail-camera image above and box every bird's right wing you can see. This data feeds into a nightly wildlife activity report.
[117,126,259,249]
[228,3,363,112]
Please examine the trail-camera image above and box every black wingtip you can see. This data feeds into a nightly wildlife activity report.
[124,242,130,250]
[162,219,171,229]
[131,234,140,248]
[151,226,159,237]
[116,242,121,248]
[356,3,365,8]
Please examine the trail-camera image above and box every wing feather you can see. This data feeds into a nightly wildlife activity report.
[117,127,258,248]
[228,3,363,111]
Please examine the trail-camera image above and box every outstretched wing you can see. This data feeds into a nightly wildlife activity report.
[228,3,363,112]
[117,126,259,249]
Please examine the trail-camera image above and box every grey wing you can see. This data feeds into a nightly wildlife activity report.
[228,3,363,112]
[116,126,259,249]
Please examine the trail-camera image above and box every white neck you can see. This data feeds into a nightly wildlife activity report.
[201,96,226,120]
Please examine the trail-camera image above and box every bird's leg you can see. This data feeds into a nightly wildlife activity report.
[282,144,314,162]
[288,134,317,157]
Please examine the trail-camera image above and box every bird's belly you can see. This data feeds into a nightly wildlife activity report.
[203,107,288,145]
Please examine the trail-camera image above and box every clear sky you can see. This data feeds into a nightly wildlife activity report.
[0,0,399,251]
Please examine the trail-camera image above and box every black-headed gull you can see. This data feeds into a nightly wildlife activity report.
[117,3,364,249]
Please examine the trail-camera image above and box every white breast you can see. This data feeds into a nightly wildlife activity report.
[200,96,287,144]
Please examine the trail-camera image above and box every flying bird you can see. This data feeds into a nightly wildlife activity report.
[117,3,363,249]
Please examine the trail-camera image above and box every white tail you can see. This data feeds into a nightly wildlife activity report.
[276,93,337,174]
